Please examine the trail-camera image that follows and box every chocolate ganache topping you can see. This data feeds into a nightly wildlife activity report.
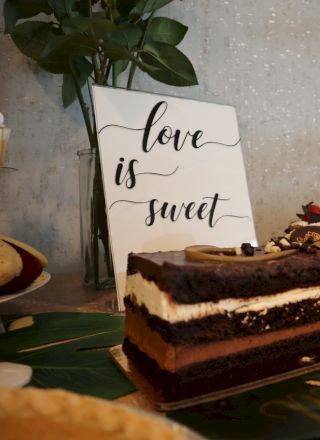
[185,201,320,263]
[185,244,297,263]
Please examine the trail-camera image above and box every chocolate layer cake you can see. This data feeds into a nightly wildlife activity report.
[123,216,320,402]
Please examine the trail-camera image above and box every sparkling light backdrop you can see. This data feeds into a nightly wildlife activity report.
[1,0,319,272]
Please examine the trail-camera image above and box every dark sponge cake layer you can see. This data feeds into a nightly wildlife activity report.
[127,250,320,303]
[124,296,320,344]
[123,330,320,402]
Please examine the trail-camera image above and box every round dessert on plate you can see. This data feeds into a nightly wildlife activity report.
[0,387,204,440]
[0,234,48,296]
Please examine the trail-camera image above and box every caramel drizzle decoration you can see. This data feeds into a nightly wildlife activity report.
[185,245,297,263]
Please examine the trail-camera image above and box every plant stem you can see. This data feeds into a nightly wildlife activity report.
[86,80,98,144]
[105,60,112,83]
[107,0,114,22]
[126,58,136,90]
[112,63,117,87]
[126,12,155,89]
[70,62,97,150]
[91,54,100,83]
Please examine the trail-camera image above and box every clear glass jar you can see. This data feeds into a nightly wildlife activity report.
[78,149,114,289]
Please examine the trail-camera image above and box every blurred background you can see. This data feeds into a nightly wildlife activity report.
[1,0,320,273]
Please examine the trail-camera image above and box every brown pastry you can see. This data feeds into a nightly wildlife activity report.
[0,235,48,295]
[0,387,186,440]
[0,239,23,286]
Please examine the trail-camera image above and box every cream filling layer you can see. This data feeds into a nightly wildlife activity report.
[126,273,320,324]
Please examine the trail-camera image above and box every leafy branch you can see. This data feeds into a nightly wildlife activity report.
[3,0,198,288]
[4,0,198,150]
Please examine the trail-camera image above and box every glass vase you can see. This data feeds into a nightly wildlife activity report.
[78,148,114,289]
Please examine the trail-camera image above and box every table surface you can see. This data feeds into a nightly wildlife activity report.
[0,272,118,315]
[0,272,156,411]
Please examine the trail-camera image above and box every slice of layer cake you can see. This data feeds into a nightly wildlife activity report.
[123,204,320,402]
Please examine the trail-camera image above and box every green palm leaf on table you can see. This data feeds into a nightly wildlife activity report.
[0,312,135,400]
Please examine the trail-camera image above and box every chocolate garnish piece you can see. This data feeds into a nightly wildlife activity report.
[241,243,254,256]
[185,245,297,263]
[278,238,291,250]
[290,226,320,244]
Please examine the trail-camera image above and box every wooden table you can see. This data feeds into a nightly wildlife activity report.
[0,273,118,315]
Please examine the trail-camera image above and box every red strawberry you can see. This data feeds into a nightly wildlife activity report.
[309,204,320,215]
[297,201,320,224]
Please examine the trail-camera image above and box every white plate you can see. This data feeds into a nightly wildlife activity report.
[0,271,51,304]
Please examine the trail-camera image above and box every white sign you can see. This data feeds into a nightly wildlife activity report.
[92,86,256,310]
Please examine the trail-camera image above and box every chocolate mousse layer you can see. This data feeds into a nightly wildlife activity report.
[123,329,320,402]
[125,304,320,372]
[127,250,320,303]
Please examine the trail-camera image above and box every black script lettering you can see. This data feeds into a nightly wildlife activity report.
[142,101,168,152]
[158,126,173,145]
[191,130,204,148]
[142,101,205,152]
[115,157,138,189]
[145,194,220,227]
[204,194,219,226]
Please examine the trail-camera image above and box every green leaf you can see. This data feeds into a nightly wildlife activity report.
[0,312,118,354]
[74,0,100,17]
[112,60,130,83]
[146,17,187,45]
[140,41,198,86]
[101,23,140,82]
[130,0,174,16]
[111,23,142,50]
[100,40,135,62]
[48,0,79,19]
[11,21,55,62]
[62,17,117,39]
[29,340,133,399]
[116,0,138,18]
[38,33,97,73]
[0,313,134,399]
[4,0,52,33]
[169,372,320,440]
[62,56,93,108]
[303,201,314,214]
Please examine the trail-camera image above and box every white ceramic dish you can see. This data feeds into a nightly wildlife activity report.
[0,271,51,304]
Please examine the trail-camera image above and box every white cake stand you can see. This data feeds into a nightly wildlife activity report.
[0,271,51,307]
[0,272,50,387]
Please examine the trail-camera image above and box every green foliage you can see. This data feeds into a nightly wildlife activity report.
[4,0,52,33]
[3,0,198,288]
[0,313,135,399]
[62,57,93,108]
[141,41,197,86]
[4,0,197,114]
[11,21,56,61]
[146,17,187,45]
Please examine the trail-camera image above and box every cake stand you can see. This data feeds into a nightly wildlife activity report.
[0,271,51,310]
[0,272,50,387]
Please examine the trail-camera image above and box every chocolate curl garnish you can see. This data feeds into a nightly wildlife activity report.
[185,245,297,263]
